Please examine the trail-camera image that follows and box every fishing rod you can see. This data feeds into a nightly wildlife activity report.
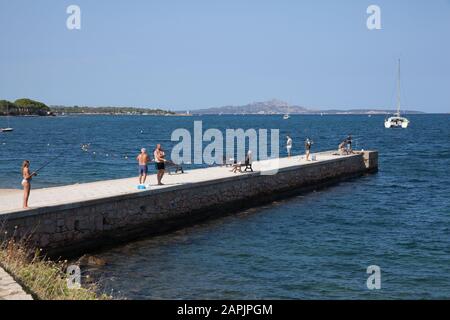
[32,141,131,175]
[32,151,66,174]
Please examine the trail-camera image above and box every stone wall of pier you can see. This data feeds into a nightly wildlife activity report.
[1,151,378,257]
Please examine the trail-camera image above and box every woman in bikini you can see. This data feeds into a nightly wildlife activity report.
[21,160,37,209]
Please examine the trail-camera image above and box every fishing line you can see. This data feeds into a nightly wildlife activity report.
[80,142,133,161]
[33,151,66,174]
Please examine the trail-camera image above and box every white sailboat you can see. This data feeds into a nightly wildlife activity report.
[283,105,291,120]
[1,103,13,132]
[385,59,410,129]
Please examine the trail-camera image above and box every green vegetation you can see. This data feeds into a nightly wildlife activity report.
[50,105,176,115]
[1,98,177,116]
[0,99,50,116]
[0,240,110,300]
[0,100,16,115]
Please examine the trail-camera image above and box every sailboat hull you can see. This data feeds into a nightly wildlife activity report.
[384,116,409,129]
[384,59,410,129]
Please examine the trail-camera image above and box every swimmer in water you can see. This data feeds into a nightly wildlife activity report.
[21,160,37,209]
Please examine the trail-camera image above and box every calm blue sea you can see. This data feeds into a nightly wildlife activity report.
[1,114,449,299]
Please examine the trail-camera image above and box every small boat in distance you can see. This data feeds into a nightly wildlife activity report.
[1,128,14,132]
[385,59,410,129]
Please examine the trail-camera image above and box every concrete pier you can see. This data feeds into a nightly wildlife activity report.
[0,151,378,257]
[0,267,33,300]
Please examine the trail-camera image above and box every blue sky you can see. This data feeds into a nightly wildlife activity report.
[0,0,449,112]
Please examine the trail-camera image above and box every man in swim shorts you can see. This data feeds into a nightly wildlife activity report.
[136,148,149,184]
[346,134,353,154]
[286,135,293,158]
[305,138,313,161]
[154,144,166,185]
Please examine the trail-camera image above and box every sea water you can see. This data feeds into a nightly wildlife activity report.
[0,114,449,299]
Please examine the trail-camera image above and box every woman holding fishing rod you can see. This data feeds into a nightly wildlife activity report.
[20,151,65,209]
[21,160,37,209]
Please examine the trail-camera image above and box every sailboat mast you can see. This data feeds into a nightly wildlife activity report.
[397,59,401,115]
[7,102,11,128]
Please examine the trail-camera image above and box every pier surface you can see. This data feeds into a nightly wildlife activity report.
[1,151,361,214]
[0,267,33,300]
[0,150,378,256]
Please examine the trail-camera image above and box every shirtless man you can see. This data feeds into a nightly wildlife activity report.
[286,136,293,158]
[136,148,149,184]
[305,138,313,161]
[346,134,354,154]
[154,144,166,185]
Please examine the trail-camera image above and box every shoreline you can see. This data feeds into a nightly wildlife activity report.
[2,112,438,117]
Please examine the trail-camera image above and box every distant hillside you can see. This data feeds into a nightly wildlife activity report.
[192,99,424,115]
[193,99,308,115]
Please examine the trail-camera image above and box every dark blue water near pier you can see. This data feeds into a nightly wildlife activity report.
[1,114,449,299]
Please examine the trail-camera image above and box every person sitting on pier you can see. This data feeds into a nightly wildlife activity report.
[136,148,149,185]
[21,160,37,209]
[231,159,242,173]
[338,140,347,155]
[244,150,254,172]
[338,135,354,155]
[164,160,184,175]
[231,151,254,173]
[154,144,166,185]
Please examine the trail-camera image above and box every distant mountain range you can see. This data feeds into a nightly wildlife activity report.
[191,99,424,115]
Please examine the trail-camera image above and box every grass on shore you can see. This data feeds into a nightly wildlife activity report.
[0,239,110,300]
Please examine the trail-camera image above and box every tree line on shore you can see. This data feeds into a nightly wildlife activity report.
[51,105,176,115]
[0,99,51,116]
[0,98,176,116]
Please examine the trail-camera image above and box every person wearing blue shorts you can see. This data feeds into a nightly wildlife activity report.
[136,148,149,184]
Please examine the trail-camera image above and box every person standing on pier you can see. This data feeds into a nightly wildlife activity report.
[21,160,37,209]
[346,134,353,154]
[286,136,293,158]
[305,138,313,161]
[136,148,149,185]
[154,144,166,185]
